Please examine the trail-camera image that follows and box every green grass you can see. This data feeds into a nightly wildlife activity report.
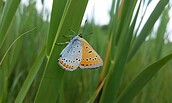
[0,0,172,103]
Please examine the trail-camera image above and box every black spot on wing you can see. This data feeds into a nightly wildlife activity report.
[89,51,92,53]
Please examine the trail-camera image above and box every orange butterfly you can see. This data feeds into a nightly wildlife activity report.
[58,34,103,71]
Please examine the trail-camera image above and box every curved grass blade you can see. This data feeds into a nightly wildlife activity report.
[117,53,172,103]
[15,46,46,103]
[0,27,37,66]
[0,0,21,49]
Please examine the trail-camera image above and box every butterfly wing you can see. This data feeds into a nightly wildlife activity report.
[79,38,103,69]
[58,39,82,71]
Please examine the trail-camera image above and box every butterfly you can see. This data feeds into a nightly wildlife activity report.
[58,34,103,71]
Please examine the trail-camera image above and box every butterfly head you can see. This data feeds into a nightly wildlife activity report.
[78,34,82,38]
[70,34,83,41]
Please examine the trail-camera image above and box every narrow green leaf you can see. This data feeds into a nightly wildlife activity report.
[127,0,169,61]
[46,0,67,55]
[15,46,46,103]
[100,0,138,102]
[154,5,169,59]
[0,0,21,49]
[88,77,106,103]
[34,0,88,102]
[0,27,37,66]
[117,53,172,103]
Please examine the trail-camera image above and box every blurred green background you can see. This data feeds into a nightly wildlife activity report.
[0,0,172,103]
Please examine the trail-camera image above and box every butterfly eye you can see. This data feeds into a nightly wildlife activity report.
[79,34,82,38]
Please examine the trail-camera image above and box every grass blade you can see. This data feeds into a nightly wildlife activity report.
[15,46,46,103]
[34,0,88,102]
[46,0,67,55]
[88,77,106,103]
[0,27,36,66]
[127,0,169,61]
[0,0,21,49]
[100,0,138,102]
[117,53,172,103]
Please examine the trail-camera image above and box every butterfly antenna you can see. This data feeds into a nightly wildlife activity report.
[69,29,76,34]
[82,20,88,35]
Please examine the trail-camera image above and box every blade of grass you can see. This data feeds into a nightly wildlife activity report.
[46,0,67,55]
[100,35,112,80]
[127,0,169,62]
[100,0,138,102]
[132,0,150,43]
[154,5,169,59]
[15,46,46,103]
[117,53,172,103]
[88,76,106,103]
[34,0,88,102]
[0,0,21,49]
[0,27,37,66]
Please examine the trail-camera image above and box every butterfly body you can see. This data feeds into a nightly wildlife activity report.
[58,35,103,71]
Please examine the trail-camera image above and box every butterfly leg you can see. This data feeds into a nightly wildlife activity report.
[55,42,69,45]
[63,35,74,38]
[69,29,76,34]
[62,29,77,38]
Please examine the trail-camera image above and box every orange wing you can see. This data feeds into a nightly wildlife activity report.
[79,38,103,69]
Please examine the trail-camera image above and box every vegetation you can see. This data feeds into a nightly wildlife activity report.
[0,0,171,103]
